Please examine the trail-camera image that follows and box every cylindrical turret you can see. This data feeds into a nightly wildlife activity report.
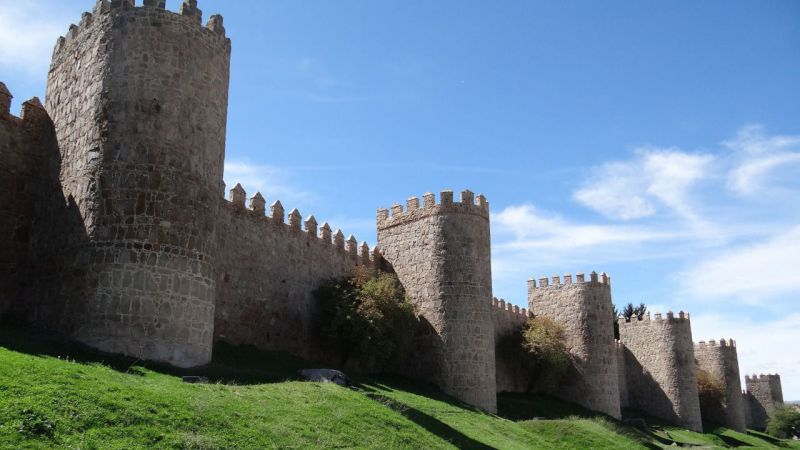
[745,373,784,430]
[377,190,497,412]
[527,272,622,419]
[619,312,703,431]
[44,0,230,367]
[694,339,747,432]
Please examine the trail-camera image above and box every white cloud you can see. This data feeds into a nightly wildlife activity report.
[692,313,800,401]
[0,1,73,77]
[493,204,681,251]
[724,125,800,195]
[573,147,714,224]
[490,204,691,285]
[679,225,800,304]
[223,161,315,207]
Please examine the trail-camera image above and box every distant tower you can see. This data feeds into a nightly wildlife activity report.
[528,272,622,419]
[44,0,231,367]
[745,374,784,430]
[377,190,497,412]
[619,312,703,432]
[694,339,747,432]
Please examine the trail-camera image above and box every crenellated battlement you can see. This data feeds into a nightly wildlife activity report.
[376,189,489,230]
[745,374,781,382]
[224,182,379,267]
[0,84,49,125]
[491,298,532,321]
[52,0,229,62]
[695,338,736,348]
[527,271,611,289]
[618,310,690,325]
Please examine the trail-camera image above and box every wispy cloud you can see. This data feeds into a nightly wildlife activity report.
[0,1,72,77]
[573,147,715,226]
[725,124,800,196]
[679,225,800,305]
[692,313,800,400]
[493,125,800,304]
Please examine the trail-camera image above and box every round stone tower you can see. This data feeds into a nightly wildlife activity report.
[619,312,703,432]
[527,272,622,419]
[377,190,497,412]
[694,339,747,432]
[44,0,230,367]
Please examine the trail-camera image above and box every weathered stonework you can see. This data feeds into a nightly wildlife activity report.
[745,374,784,430]
[0,0,789,417]
[619,312,703,432]
[0,95,59,319]
[491,298,532,393]
[616,340,629,409]
[214,185,377,358]
[694,339,747,432]
[527,272,621,419]
[41,1,231,367]
[377,191,497,412]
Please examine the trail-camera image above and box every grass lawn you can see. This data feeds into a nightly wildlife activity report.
[0,324,797,449]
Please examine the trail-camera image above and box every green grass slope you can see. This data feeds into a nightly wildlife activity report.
[0,325,798,449]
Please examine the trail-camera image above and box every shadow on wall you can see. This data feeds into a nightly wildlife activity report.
[622,346,680,425]
[0,107,95,335]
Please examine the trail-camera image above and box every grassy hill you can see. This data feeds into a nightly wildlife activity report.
[0,325,797,449]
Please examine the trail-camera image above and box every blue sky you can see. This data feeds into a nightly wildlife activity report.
[1,0,799,399]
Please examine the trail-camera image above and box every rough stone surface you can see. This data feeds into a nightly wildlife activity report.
[745,374,784,430]
[694,339,747,432]
[0,0,785,417]
[619,313,703,432]
[527,273,621,419]
[0,99,58,319]
[214,195,373,358]
[41,3,231,367]
[616,340,629,409]
[491,298,532,393]
[377,192,497,413]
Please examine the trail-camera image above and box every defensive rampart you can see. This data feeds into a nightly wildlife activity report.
[694,339,747,432]
[215,184,375,358]
[42,0,231,367]
[528,272,621,419]
[492,298,532,393]
[745,374,784,430]
[377,190,497,412]
[619,312,703,431]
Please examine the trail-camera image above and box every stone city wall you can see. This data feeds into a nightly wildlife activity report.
[694,339,747,432]
[214,184,375,359]
[619,312,703,431]
[616,340,629,408]
[377,190,497,412]
[491,298,533,393]
[745,374,784,430]
[527,272,621,419]
[0,90,57,318]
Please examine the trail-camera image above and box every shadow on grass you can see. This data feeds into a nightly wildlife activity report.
[0,321,319,385]
[497,391,603,421]
[356,384,495,450]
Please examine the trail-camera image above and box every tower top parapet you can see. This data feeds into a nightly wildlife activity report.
[53,0,229,62]
[377,189,489,230]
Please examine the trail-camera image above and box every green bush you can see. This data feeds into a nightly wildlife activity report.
[498,317,570,390]
[522,317,571,376]
[696,368,726,422]
[316,269,417,372]
[766,405,800,439]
